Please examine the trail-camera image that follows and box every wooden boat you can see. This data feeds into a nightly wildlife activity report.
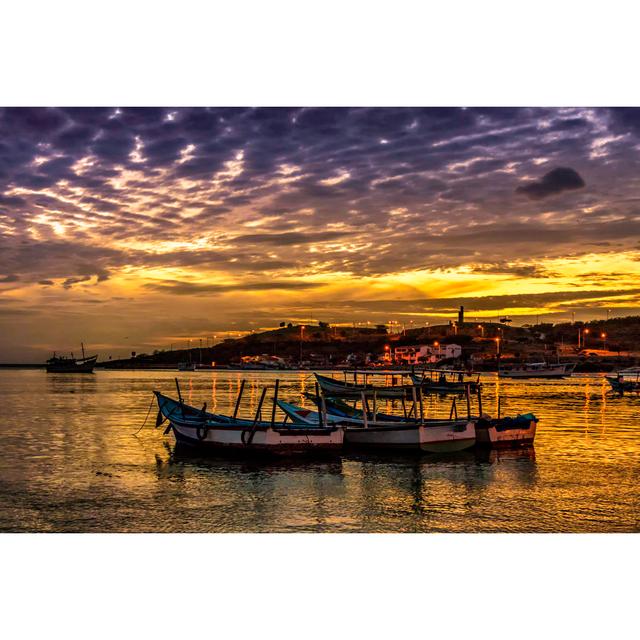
[605,367,640,393]
[154,391,344,456]
[276,399,476,453]
[284,393,538,450]
[302,393,414,423]
[474,413,538,448]
[498,361,575,379]
[409,369,481,394]
[314,372,409,398]
[46,343,97,373]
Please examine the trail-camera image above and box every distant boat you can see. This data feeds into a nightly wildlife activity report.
[605,367,640,393]
[46,343,97,373]
[498,362,575,379]
[177,362,219,371]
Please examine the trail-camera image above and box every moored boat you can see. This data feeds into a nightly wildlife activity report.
[498,361,575,379]
[154,391,344,456]
[605,367,640,393]
[409,369,481,394]
[276,399,476,453]
[314,372,408,398]
[474,413,538,448]
[46,343,97,373]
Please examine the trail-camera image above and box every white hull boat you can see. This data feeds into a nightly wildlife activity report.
[276,400,476,453]
[154,392,344,456]
[475,414,538,447]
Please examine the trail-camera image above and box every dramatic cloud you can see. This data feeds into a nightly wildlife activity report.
[516,167,586,200]
[1,107,640,360]
[143,279,327,295]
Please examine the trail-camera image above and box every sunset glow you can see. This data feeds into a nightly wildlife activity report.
[2,107,640,361]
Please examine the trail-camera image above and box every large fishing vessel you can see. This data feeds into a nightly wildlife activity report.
[46,343,97,373]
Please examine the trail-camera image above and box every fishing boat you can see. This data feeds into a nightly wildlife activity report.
[605,367,640,393]
[302,393,414,423]
[474,413,538,448]
[154,391,344,456]
[498,361,575,379]
[314,372,410,398]
[409,368,481,394]
[46,343,97,373]
[276,399,476,453]
[283,391,538,450]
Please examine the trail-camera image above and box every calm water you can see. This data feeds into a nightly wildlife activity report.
[0,369,638,532]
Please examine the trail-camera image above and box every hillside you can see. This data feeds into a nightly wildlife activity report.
[99,315,640,370]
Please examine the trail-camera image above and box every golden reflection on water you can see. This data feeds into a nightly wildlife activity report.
[0,370,639,532]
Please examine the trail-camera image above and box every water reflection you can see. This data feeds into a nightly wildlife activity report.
[0,370,639,532]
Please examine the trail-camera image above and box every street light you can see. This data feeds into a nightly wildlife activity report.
[601,332,607,350]
[299,325,306,364]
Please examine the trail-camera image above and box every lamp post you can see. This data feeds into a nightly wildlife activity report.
[299,325,305,365]
[601,332,607,351]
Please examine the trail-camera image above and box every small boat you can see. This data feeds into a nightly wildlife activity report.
[474,413,538,448]
[302,393,415,423]
[314,372,410,398]
[154,391,344,456]
[46,343,97,373]
[281,394,538,450]
[498,361,575,379]
[409,369,481,394]
[605,367,640,393]
[177,363,217,371]
[276,399,476,453]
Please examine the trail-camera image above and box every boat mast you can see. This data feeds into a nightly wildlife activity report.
[81,342,85,359]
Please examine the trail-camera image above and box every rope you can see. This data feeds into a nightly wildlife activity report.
[133,395,156,435]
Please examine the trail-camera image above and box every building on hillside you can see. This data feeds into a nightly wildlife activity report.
[393,343,462,364]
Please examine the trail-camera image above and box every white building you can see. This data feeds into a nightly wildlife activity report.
[393,344,462,364]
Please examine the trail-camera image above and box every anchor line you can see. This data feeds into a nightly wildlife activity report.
[133,395,156,436]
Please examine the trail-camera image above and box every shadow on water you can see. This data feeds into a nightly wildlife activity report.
[46,373,99,394]
[4,370,638,531]
[346,445,539,531]
[166,442,344,475]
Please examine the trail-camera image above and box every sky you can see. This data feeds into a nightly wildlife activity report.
[1,107,640,361]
